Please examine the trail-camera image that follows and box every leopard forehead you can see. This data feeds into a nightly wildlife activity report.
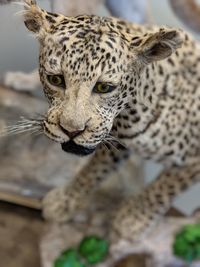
[38,16,135,86]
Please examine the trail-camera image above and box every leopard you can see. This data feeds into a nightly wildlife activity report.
[21,0,200,247]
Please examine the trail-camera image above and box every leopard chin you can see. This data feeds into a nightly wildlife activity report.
[61,140,95,156]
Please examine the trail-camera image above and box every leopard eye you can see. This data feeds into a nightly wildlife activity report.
[47,75,65,87]
[93,82,116,94]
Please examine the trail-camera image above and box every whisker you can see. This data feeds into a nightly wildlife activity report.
[32,130,43,137]
[14,9,27,16]
[0,127,42,137]
[3,123,42,131]
[12,0,26,6]
[101,141,110,152]
[3,125,40,132]
[28,129,43,136]
[106,137,123,147]
[106,134,127,149]
[5,122,41,129]
[13,0,32,9]
[0,116,44,138]
[103,139,120,153]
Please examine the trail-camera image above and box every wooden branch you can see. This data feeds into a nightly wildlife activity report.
[169,0,200,33]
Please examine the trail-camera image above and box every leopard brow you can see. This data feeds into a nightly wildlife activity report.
[45,71,63,76]
[99,73,120,86]
[97,79,118,87]
[43,68,63,76]
[97,81,117,87]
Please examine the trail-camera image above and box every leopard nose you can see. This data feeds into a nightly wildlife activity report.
[59,125,85,139]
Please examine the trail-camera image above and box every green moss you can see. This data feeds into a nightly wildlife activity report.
[54,249,86,267]
[78,236,109,264]
[173,224,200,263]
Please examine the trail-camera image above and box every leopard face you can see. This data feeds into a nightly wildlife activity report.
[38,18,133,155]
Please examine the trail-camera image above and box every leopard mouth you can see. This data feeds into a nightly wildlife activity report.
[61,140,95,156]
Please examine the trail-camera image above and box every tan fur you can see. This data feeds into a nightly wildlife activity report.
[21,0,200,249]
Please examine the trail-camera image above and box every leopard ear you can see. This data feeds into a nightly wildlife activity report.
[23,0,46,34]
[23,0,61,38]
[134,29,183,64]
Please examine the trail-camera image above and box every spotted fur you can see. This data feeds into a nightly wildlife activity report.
[23,0,200,244]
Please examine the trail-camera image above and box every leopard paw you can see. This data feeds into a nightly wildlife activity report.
[42,187,83,223]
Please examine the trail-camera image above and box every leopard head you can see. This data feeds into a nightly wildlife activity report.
[23,0,183,156]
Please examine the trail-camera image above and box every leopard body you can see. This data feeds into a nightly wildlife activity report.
[23,0,200,245]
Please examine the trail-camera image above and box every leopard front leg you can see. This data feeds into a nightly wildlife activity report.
[42,143,130,223]
[110,162,200,246]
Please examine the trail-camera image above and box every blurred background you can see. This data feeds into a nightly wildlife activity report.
[1,1,200,267]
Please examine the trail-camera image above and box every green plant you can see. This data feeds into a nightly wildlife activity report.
[54,236,109,267]
[173,223,200,263]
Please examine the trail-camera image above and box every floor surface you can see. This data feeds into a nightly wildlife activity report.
[0,202,43,267]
